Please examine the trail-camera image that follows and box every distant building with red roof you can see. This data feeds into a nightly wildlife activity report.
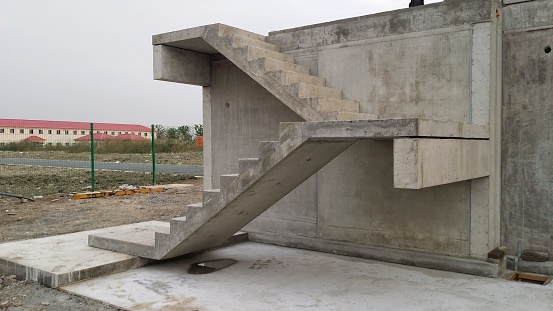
[113,133,149,141]
[0,118,153,146]
[24,135,47,142]
[74,133,115,142]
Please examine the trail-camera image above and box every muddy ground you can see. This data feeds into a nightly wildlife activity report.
[0,178,204,310]
[0,151,203,166]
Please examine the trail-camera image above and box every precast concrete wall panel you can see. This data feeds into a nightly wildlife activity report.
[502,0,553,257]
[317,140,470,257]
[207,58,318,237]
[317,30,471,122]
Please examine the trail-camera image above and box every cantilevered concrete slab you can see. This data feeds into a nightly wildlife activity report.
[0,222,159,288]
[62,242,553,311]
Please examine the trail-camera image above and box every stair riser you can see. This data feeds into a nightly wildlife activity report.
[203,190,221,210]
[313,98,359,113]
[238,158,259,177]
[220,174,239,190]
[267,71,325,87]
[232,35,279,52]
[247,46,294,63]
[169,217,188,235]
[296,84,342,99]
[260,58,309,75]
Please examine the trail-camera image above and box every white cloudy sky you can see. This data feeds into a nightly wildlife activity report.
[0,0,441,127]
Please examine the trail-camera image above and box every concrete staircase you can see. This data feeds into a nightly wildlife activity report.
[89,122,355,259]
[89,24,490,260]
[156,24,377,122]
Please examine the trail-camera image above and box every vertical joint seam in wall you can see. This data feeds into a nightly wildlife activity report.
[468,24,474,124]
[467,181,472,256]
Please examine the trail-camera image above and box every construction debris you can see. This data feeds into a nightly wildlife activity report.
[71,186,166,200]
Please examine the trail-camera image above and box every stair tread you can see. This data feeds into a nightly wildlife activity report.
[245,45,294,62]
[232,34,279,52]
[89,221,169,249]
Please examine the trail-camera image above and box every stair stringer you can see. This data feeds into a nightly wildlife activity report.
[200,24,363,122]
[155,123,355,259]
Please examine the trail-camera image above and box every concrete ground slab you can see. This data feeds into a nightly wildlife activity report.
[0,222,163,288]
[62,242,553,311]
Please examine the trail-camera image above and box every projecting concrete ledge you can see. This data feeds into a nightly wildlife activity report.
[394,138,489,189]
[283,118,489,140]
[248,232,505,278]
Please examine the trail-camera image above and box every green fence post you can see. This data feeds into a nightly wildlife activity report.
[151,124,156,185]
[90,123,95,192]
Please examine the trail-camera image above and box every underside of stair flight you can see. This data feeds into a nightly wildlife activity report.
[88,24,491,260]
[88,119,489,260]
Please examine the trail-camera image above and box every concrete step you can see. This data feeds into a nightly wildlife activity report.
[217,24,266,42]
[203,189,221,209]
[220,174,239,189]
[186,203,203,209]
[232,34,280,52]
[258,141,281,168]
[245,45,294,62]
[253,58,309,75]
[88,222,169,259]
[320,111,379,121]
[239,158,259,174]
[266,70,326,87]
[238,158,260,181]
[159,139,356,259]
[169,216,188,235]
[286,83,342,99]
[305,98,359,113]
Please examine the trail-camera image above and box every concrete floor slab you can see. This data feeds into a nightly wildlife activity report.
[62,242,553,311]
[0,222,162,287]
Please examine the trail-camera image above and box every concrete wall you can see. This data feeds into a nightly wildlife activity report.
[203,56,318,238]
[501,0,553,257]
[213,0,502,259]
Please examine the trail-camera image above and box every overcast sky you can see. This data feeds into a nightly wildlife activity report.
[1,0,441,127]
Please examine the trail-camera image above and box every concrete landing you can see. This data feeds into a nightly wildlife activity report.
[61,242,553,311]
[0,222,164,287]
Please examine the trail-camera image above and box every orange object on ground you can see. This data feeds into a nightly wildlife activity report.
[196,136,203,147]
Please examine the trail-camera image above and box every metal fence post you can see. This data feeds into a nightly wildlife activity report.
[151,124,156,185]
[90,123,95,192]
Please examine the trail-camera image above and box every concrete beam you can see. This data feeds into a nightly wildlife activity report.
[153,45,210,86]
[394,138,489,189]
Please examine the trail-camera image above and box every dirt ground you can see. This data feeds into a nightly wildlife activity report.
[0,178,204,310]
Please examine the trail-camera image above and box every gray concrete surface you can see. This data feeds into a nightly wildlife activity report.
[501,0,553,260]
[62,242,553,311]
[0,223,156,288]
[89,119,489,261]
[144,0,503,270]
[0,158,203,175]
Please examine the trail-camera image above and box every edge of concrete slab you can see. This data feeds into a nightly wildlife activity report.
[247,232,505,278]
[0,256,151,288]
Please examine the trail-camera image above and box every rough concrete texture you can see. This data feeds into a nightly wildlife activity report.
[501,0,553,259]
[143,0,503,268]
[62,242,553,311]
[89,118,489,260]
[394,138,489,189]
[0,224,153,288]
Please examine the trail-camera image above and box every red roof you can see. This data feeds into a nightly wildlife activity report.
[74,133,114,141]
[114,133,149,141]
[0,118,150,132]
[24,135,46,142]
